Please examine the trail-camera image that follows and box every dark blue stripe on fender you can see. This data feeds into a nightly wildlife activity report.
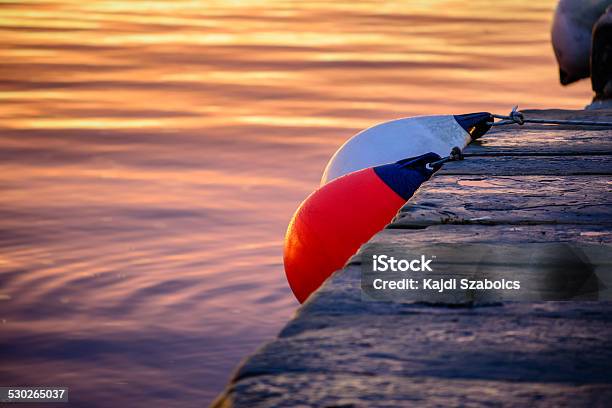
[454,112,494,139]
[373,152,441,201]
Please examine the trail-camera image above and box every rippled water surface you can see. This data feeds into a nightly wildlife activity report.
[0,0,593,406]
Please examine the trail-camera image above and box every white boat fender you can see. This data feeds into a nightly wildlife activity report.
[320,112,492,185]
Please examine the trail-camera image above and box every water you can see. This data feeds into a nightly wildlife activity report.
[0,0,593,406]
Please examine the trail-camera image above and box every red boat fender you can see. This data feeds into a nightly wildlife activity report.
[284,152,440,303]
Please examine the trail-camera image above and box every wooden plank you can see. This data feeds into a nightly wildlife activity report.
[437,155,612,175]
[369,224,612,245]
[392,175,612,227]
[220,373,612,407]
[519,108,612,121]
[359,226,612,304]
[467,128,612,155]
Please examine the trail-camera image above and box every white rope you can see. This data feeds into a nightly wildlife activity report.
[488,106,612,127]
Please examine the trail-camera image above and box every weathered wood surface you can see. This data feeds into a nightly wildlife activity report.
[216,266,612,407]
[391,175,612,227]
[467,128,612,154]
[439,155,612,175]
[214,109,612,407]
[368,224,612,246]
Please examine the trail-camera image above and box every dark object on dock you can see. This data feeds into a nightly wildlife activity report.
[592,7,612,103]
[213,109,612,407]
[552,0,612,86]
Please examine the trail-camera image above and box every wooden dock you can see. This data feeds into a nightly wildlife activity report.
[214,109,612,407]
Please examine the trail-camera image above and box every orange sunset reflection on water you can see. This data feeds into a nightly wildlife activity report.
[0,0,593,406]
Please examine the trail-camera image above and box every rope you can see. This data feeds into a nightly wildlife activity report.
[426,146,463,170]
[488,106,612,127]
